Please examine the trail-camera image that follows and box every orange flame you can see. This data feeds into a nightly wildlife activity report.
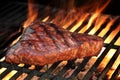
[98,17,119,37]
[88,15,109,35]
[87,0,110,29]
[79,0,111,33]
[98,49,116,71]
[53,0,111,33]
[10,0,38,47]
[70,13,89,32]
[2,0,120,79]
[107,54,120,79]
[23,0,38,28]
[104,24,120,43]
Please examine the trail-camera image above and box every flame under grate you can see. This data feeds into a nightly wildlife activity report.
[0,2,120,80]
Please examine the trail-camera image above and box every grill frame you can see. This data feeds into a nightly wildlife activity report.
[0,1,120,80]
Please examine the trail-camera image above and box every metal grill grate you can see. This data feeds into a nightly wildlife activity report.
[0,2,120,80]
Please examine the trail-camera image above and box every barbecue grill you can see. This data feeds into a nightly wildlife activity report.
[0,0,120,80]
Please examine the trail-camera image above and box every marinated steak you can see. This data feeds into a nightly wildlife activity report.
[5,21,103,66]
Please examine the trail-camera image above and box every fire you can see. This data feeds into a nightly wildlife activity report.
[98,17,119,37]
[42,16,49,22]
[104,24,120,43]
[70,13,89,32]
[98,49,116,71]
[1,0,120,79]
[115,37,120,46]
[78,0,111,33]
[88,15,109,35]
[51,0,111,33]
[10,0,38,47]
[107,54,120,79]
[61,0,120,79]
[97,49,120,79]
[23,0,38,29]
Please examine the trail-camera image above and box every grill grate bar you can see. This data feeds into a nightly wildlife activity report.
[94,18,110,35]
[24,65,33,69]
[0,4,20,21]
[0,66,14,79]
[45,61,61,73]
[5,7,27,23]
[104,43,120,50]
[39,61,61,79]
[102,17,120,40]
[82,46,110,80]
[55,60,75,76]
[10,4,48,25]
[1,6,25,22]
[44,8,59,22]
[110,64,120,80]
[0,2,119,80]
[97,47,120,80]
[84,23,95,34]
[24,71,39,80]
[0,49,7,59]
[82,32,119,80]
[0,62,45,79]
[35,66,44,70]
[74,15,91,33]
[10,11,27,25]
[0,3,12,12]
[68,57,91,80]
[109,31,120,44]
[66,21,77,30]
[52,76,67,80]
[38,7,53,21]
[9,70,23,80]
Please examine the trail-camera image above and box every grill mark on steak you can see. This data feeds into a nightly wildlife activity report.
[34,24,57,52]
[5,21,103,66]
[35,31,50,52]
[48,23,70,47]
[39,23,61,51]
[49,23,78,47]
[71,33,83,45]
[24,27,48,53]
[22,40,44,54]
[46,24,73,50]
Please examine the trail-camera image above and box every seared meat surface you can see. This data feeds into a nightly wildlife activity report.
[5,21,103,66]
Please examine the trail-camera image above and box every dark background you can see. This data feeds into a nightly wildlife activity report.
[39,0,120,16]
[1,0,120,16]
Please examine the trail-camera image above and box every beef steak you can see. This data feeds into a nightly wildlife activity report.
[5,21,103,66]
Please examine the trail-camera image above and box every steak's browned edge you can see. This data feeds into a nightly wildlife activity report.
[5,21,103,66]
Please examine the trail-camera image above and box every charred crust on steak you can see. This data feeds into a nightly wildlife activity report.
[5,21,103,66]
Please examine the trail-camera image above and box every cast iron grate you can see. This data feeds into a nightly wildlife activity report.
[0,2,119,80]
